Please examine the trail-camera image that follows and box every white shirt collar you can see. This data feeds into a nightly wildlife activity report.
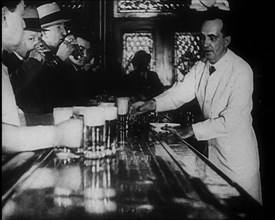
[208,49,231,71]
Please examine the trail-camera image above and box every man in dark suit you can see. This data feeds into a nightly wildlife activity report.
[126,50,164,101]
[2,6,48,113]
[36,2,83,112]
[4,2,78,114]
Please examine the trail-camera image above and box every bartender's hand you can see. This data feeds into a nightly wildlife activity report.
[131,99,156,115]
[56,35,76,61]
[163,125,194,139]
[55,118,83,148]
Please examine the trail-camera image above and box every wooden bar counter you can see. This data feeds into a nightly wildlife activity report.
[2,121,263,220]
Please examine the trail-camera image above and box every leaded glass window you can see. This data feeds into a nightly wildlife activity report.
[59,0,85,10]
[122,33,154,75]
[114,0,187,17]
[174,32,203,81]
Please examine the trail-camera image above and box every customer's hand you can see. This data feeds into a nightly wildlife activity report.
[56,35,76,61]
[56,118,83,148]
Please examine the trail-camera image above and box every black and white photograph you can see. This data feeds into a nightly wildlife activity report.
[2,0,273,219]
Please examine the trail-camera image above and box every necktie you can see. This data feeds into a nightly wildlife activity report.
[209,65,216,75]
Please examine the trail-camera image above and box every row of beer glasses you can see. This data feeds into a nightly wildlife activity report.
[53,97,130,159]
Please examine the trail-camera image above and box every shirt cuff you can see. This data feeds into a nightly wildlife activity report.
[192,122,204,141]
[155,96,167,112]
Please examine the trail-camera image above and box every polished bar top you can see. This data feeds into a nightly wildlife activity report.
[2,125,263,220]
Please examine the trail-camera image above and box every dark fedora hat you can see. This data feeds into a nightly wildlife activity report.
[37,2,70,28]
[23,6,48,32]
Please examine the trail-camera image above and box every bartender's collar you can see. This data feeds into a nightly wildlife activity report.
[208,49,230,70]
[13,52,24,61]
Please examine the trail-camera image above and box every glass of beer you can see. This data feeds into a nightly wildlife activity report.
[102,106,118,156]
[116,97,129,144]
[117,97,129,128]
[83,107,105,159]
[71,106,86,155]
[53,107,73,153]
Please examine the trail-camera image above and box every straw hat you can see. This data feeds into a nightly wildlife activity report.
[37,2,70,28]
[23,6,48,32]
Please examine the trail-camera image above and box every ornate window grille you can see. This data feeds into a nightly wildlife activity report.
[114,0,187,17]
[122,33,154,75]
[174,32,203,81]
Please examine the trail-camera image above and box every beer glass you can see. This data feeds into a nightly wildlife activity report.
[102,106,118,156]
[53,107,73,153]
[71,106,86,155]
[64,34,84,60]
[116,97,130,144]
[117,97,129,129]
[84,107,105,159]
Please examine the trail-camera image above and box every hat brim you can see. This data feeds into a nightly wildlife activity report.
[41,19,71,28]
[24,18,49,32]
[25,27,49,32]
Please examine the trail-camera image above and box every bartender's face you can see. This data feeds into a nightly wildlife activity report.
[16,30,42,57]
[201,19,231,64]
[42,23,67,50]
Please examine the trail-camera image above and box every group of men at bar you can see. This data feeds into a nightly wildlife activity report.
[2,0,262,205]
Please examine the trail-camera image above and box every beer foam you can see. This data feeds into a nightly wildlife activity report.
[72,106,86,115]
[53,107,73,124]
[99,102,115,107]
[84,107,105,126]
[117,97,129,115]
[103,106,117,120]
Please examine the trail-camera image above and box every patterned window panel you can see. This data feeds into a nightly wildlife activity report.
[122,33,155,75]
[174,32,203,81]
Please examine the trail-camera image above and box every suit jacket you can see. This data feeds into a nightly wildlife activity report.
[2,51,49,114]
[2,50,78,113]
[63,59,107,105]
[126,69,164,100]
[2,51,43,96]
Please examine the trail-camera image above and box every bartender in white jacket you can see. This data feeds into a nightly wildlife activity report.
[132,15,262,203]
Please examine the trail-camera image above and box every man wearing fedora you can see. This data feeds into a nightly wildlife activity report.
[2,6,49,114]
[2,0,83,153]
[37,1,76,66]
[33,1,82,113]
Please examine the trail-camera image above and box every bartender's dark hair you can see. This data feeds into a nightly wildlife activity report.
[2,0,22,11]
[203,10,232,37]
